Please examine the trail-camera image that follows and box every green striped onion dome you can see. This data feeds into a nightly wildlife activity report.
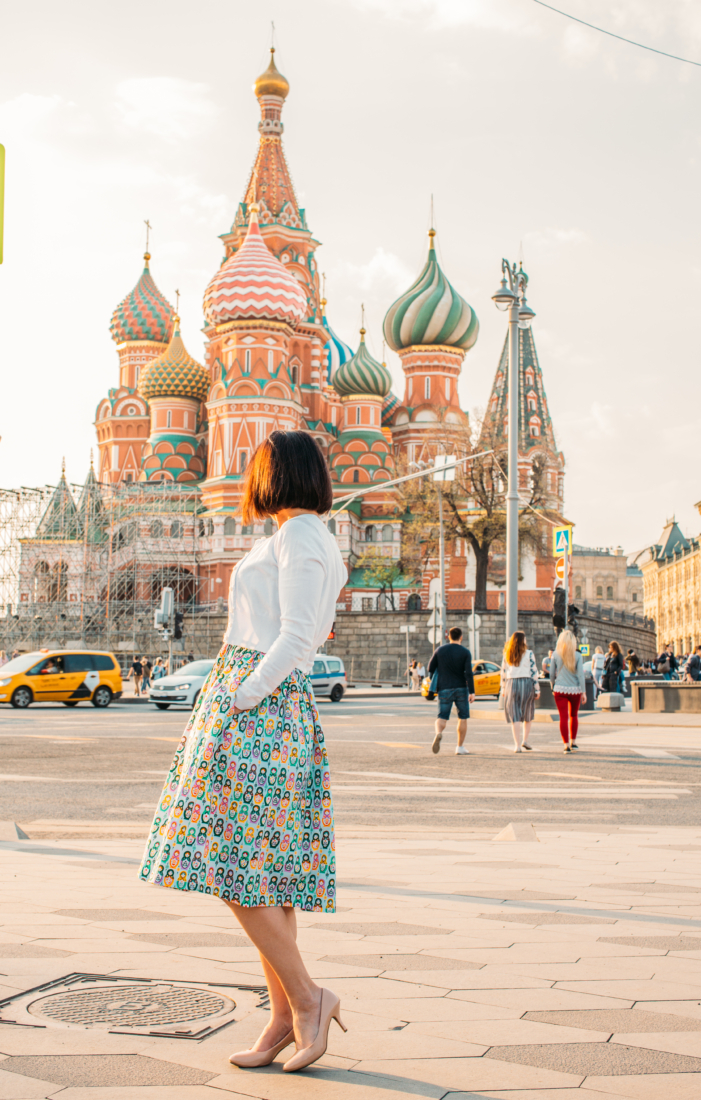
[383,229,479,352]
[332,330,392,398]
[138,320,209,402]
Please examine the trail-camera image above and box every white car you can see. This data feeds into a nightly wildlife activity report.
[310,655,346,702]
[149,659,215,710]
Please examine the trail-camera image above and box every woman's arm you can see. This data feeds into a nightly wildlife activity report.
[233,525,327,711]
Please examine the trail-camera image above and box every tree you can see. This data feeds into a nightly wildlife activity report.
[354,549,405,611]
[397,413,558,611]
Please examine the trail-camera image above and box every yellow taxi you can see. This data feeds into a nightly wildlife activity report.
[422,659,502,699]
[0,649,123,709]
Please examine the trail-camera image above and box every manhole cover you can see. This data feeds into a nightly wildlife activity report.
[29,984,230,1028]
[0,973,264,1040]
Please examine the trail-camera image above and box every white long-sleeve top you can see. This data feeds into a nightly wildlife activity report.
[223,513,347,711]
[501,649,539,682]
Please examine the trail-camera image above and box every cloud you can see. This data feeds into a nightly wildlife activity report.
[115,78,218,142]
[349,0,527,31]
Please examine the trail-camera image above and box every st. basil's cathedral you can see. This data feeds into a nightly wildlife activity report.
[90,49,565,613]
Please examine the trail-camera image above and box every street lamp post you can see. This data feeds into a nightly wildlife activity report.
[491,260,535,641]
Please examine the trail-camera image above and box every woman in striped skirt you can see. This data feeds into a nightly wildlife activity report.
[501,631,540,752]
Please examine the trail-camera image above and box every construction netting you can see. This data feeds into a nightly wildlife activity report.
[0,476,226,663]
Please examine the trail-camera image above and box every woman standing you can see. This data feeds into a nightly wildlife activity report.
[501,631,540,752]
[591,645,605,697]
[602,641,624,694]
[138,432,348,1073]
[550,630,586,752]
[408,659,420,691]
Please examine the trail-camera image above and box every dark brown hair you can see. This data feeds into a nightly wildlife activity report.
[504,630,527,667]
[448,627,462,641]
[240,431,333,523]
[609,640,622,656]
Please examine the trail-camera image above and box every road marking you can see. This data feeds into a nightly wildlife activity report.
[631,749,681,760]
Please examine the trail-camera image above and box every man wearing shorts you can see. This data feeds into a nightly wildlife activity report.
[429,626,475,755]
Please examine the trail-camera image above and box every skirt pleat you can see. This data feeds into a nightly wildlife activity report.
[504,677,536,723]
[137,644,336,912]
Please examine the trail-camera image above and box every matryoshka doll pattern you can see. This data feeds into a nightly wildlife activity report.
[138,645,336,912]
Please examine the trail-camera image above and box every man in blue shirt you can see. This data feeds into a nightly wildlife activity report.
[428,626,475,756]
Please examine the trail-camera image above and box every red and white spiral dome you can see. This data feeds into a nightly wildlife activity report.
[203,205,307,327]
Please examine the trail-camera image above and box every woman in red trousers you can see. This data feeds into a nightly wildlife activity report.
[549,630,586,753]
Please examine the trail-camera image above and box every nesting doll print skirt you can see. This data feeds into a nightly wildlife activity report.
[138,644,336,912]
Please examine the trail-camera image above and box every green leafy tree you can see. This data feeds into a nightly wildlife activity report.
[354,549,405,611]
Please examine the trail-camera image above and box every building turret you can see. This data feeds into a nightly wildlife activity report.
[328,329,394,488]
[138,318,208,482]
[383,227,478,461]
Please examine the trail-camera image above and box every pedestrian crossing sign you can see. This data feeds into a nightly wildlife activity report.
[553,525,573,555]
[580,644,590,656]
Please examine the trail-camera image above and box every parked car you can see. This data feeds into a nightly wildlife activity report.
[311,655,346,702]
[0,649,122,708]
[148,659,215,710]
[421,659,502,700]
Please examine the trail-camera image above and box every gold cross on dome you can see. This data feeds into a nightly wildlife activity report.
[144,219,152,252]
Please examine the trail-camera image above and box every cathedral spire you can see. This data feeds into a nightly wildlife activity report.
[237,48,305,232]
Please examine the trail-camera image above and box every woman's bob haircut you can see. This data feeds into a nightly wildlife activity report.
[240,431,333,523]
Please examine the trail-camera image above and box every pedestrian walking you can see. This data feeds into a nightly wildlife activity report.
[138,431,348,1074]
[684,645,701,682]
[656,644,678,681]
[408,659,421,692]
[626,648,641,676]
[141,656,152,692]
[0,650,7,668]
[501,630,540,752]
[126,656,143,696]
[152,657,166,681]
[541,649,553,676]
[591,646,605,696]
[550,629,586,753]
[429,626,475,756]
[602,641,624,693]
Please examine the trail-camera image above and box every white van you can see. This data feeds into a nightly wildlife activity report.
[310,655,346,702]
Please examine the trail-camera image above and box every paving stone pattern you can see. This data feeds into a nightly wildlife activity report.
[54,908,183,920]
[593,882,701,894]
[486,1042,701,1075]
[0,1054,216,1087]
[321,953,483,970]
[599,935,701,950]
[480,911,617,924]
[524,1008,701,1032]
[127,932,251,947]
[310,920,450,935]
[0,943,73,957]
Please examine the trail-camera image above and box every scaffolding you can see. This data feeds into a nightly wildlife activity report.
[0,477,227,664]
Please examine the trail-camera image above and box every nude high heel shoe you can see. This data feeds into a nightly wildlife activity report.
[229,1028,294,1068]
[283,988,347,1073]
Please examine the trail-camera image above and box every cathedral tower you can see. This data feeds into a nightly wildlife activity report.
[95,251,174,483]
[383,228,478,463]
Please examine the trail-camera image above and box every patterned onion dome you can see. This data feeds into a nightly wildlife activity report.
[203,205,307,326]
[110,253,174,344]
[254,47,289,99]
[382,390,400,427]
[333,330,392,398]
[138,319,209,402]
[322,300,354,383]
[383,229,479,352]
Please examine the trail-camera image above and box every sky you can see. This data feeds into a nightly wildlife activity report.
[1,0,700,553]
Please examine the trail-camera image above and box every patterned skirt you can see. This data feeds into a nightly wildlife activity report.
[138,644,336,912]
[504,677,536,723]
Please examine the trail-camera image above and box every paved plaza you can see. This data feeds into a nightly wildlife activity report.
[0,695,700,1098]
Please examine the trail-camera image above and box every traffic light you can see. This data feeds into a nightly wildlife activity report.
[174,611,184,640]
[154,587,174,630]
[552,585,566,630]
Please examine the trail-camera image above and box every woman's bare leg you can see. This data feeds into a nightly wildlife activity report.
[511,721,523,749]
[225,901,321,1050]
[522,720,532,746]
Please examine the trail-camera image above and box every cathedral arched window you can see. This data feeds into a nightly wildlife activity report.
[424,376,431,400]
[245,349,251,372]
[224,516,236,536]
[150,520,164,538]
[607,586,614,600]
[525,367,534,386]
[445,378,450,399]
[33,561,51,603]
[328,518,336,535]
[170,521,183,538]
[529,416,540,437]
[527,392,537,412]
[353,470,359,483]
[356,406,361,425]
[382,524,393,543]
[365,525,375,542]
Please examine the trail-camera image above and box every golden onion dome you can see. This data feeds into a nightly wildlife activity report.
[254,48,289,100]
[138,318,209,403]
